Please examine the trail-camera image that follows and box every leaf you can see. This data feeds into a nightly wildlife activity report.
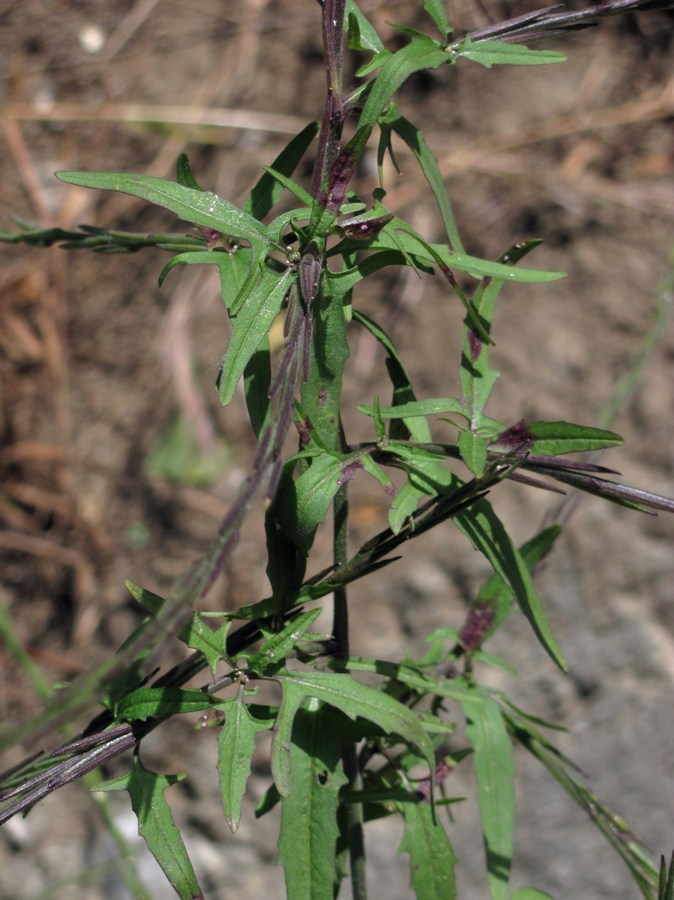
[458,241,546,443]
[56,171,271,246]
[115,687,218,720]
[217,267,294,407]
[97,756,202,900]
[423,0,452,40]
[352,310,433,443]
[245,121,318,220]
[358,35,451,130]
[176,153,204,191]
[346,0,385,54]
[463,691,515,900]
[277,706,348,899]
[454,37,565,67]
[359,397,468,421]
[454,498,567,670]
[243,335,272,437]
[271,671,434,797]
[246,609,323,675]
[218,694,272,833]
[398,799,458,899]
[386,110,463,253]
[124,580,227,675]
[524,421,623,456]
[459,526,561,650]
[276,450,365,554]
[370,230,565,283]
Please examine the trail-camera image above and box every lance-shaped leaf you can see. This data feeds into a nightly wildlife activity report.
[492,420,624,456]
[217,694,275,833]
[278,706,348,899]
[217,267,295,407]
[115,686,218,721]
[370,229,565,283]
[458,526,561,651]
[97,757,202,900]
[454,498,567,671]
[56,171,271,245]
[463,690,515,900]
[358,35,451,130]
[271,671,434,798]
[399,799,458,899]
[451,36,565,68]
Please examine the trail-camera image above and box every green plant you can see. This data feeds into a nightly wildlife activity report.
[1,2,672,898]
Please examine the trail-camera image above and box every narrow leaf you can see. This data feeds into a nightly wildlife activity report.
[218,267,294,407]
[115,687,217,720]
[56,171,271,245]
[463,691,515,900]
[455,499,567,670]
[454,37,565,67]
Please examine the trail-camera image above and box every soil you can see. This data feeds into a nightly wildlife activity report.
[1,2,673,898]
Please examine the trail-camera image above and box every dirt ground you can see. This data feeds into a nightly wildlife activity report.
[1,1,673,898]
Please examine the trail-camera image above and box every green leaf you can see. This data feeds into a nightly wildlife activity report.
[246,609,323,675]
[217,267,294,407]
[453,37,565,68]
[176,153,204,191]
[302,260,352,450]
[386,110,463,252]
[218,693,272,833]
[278,706,348,899]
[463,691,515,900]
[524,421,623,456]
[115,686,217,720]
[98,756,202,900]
[245,121,318,220]
[56,171,271,245]
[358,35,451,130]
[370,230,565,283]
[460,526,561,649]
[124,580,228,674]
[352,310,433,443]
[459,241,545,440]
[454,499,567,671]
[399,799,458,899]
[276,450,365,554]
[359,397,467,421]
[423,0,451,39]
[243,335,271,437]
[261,166,315,207]
[346,0,385,54]
[458,429,489,476]
[271,671,434,797]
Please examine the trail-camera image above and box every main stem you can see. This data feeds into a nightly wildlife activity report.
[312,3,367,897]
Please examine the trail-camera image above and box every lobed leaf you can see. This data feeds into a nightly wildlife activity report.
[277,706,348,899]
[399,799,458,899]
[271,671,434,797]
[97,758,203,900]
[217,694,272,833]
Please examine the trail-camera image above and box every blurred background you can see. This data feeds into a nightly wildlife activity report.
[1,1,673,896]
